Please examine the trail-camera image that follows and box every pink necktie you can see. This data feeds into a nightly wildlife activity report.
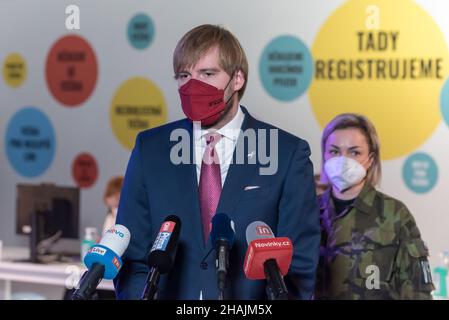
[199,132,222,244]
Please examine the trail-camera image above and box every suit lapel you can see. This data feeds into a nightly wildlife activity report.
[169,119,205,249]
[215,106,260,221]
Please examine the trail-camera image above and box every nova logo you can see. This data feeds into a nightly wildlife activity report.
[256,226,273,236]
[107,228,125,238]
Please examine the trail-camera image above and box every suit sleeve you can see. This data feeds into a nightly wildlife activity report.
[277,140,321,300]
[114,132,152,299]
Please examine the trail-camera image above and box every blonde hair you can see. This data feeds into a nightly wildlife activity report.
[173,24,249,101]
[320,113,382,187]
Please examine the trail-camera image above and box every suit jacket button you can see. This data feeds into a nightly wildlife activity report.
[200,262,208,270]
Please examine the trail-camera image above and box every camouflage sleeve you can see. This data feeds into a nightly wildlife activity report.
[393,206,434,299]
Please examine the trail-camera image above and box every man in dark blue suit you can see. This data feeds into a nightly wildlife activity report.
[114,24,320,300]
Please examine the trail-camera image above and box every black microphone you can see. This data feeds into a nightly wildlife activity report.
[209,213,235,300]
[140,215,181,300]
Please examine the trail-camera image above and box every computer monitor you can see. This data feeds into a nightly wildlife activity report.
[16,183,80,262]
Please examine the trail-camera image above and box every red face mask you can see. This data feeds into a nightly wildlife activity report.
[179,78,234,126]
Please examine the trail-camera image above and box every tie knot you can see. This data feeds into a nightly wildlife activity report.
[204,132,222,148]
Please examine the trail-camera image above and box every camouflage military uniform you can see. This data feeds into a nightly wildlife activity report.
[315,184,434,299]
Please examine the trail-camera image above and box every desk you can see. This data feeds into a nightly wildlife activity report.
[0,247,114,300]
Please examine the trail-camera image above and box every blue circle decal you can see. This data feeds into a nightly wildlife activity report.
[127,13,155,50]
[259,35,313,101]
[5,107,56,177]
[402,152,438,194]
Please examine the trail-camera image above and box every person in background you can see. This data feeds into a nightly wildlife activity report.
[102,176,123,234]
[315,113,434,299]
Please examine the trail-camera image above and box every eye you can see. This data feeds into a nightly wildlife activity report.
[175,72,190,80]
[350,150,361,156]
[328,149,339,156]
[202,71,215,78]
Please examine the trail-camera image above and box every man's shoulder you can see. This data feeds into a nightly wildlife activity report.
[137,118,190,142]
[249,115,310,151]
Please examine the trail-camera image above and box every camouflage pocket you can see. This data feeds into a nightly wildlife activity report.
[359,230,399,283]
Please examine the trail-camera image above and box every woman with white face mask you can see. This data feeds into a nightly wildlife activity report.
[315,113,433,300]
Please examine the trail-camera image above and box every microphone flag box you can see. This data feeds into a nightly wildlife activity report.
[84,244,123,279]
[243,237,293,280]
[151,221,176,252]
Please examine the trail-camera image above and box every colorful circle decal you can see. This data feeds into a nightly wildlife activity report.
[259,35,313,101]
[3,53,27,88]
[46,35,98,107]
[72,153,98,188]
[127,13,155,50]
[110,77,168,150]
[5,107,56,177]
[309,0,449,160]
[403,152,438,194]
[440,77,449,128]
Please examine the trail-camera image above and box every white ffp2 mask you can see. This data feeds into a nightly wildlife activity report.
[324,156,367,192]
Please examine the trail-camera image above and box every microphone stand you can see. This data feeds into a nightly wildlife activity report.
[264,259,288,300]
[71,263,105,300]
[141,267,160,300]
[216,240,229,300]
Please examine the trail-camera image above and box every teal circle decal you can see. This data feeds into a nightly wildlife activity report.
[440,77,449,128]
[403,152,438,194]
[127,13,155,50]
[259,35,313,101]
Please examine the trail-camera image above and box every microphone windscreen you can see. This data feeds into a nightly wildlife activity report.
[84,224,131,279]
[210,213,235,248]
[245,221,275,245]
[147,215,181,274]
[100,224,131,256]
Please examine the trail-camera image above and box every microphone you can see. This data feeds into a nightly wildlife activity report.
[141,215,181,300]
[209,213,235,300]
[243,221,292,300]
[72,224,130,300]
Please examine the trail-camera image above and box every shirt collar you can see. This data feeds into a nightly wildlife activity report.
[193,105,245,143]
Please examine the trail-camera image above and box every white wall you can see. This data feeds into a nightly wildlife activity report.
[1,0,448,292]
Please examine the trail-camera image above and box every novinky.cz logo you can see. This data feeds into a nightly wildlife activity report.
[254,240,291,248]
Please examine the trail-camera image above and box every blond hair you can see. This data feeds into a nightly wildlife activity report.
[173,24,249,101]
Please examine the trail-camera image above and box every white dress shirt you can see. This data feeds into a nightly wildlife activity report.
[194,106,245,299]
[193,106,245,186]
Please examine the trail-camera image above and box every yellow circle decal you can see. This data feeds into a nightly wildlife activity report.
[110,77,168,150]
[309,0,449,160]
[3,53,27,88]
